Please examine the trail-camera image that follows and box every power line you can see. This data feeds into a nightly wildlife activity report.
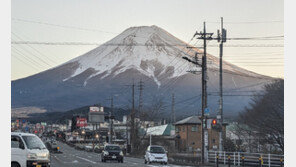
[162,94,201,108]
[237,65,284,67]
[12,46,47,69]
[12,18,119,35]
[208,20,283,24]
[11,41,284,47]
[208,68,270,79]
[11,39,53,68]
[12,54,40,71]
[12,32,57,65]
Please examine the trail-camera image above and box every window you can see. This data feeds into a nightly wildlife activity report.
[176,126,179,132]
[191,126,197,132]
[105,145,121,151]
[11,136,23,149]
[22,136,46,149]
[182,126,185,132]
[150,146,165,153]
[212,139,216,144]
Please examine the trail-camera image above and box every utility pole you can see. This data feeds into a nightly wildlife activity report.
[196,22,214,164]
[110,97,114,144]
[131,81,135,152]
[138,80,144,117]
[181,21,216,164]
[171,93,175,123]
[217,17,227,152]
[106,97,115,144]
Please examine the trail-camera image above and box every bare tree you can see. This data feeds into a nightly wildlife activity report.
[140,95,166,122]
[239,79,284,153]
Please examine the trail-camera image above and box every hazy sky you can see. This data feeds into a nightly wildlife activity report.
[11,0,284,80]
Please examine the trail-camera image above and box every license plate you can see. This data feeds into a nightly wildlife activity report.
[36,165,41,167]
[112,155,116,159]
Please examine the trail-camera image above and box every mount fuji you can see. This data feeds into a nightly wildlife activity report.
[12,25,273,118]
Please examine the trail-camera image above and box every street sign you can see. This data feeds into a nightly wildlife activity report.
[204,108,210,116]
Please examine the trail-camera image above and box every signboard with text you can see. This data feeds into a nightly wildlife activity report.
[89,106,104,112]
[88,106,105,123]
[76,118,87,127]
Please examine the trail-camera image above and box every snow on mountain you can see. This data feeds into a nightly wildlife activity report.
[61,25,264,87]
[11,25,273,115]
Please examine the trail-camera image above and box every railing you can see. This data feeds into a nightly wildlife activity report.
[168,151,283,167]
[208,151,284,167]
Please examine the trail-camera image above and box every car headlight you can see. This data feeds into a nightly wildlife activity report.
[104,151,109,155]
[120,151,124,156]
[27,153,37,160]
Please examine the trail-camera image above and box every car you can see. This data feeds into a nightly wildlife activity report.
[50,141,58,151]
[144,145,168,165]
[11,132,50,167]
[94,144,104,153]
[84,144,93,152]
[101,144,124,163]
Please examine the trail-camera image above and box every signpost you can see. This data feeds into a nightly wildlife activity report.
[204,108,210,115]
[88,106,105,151]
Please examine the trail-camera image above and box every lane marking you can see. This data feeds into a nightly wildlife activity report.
[75,155,97,164]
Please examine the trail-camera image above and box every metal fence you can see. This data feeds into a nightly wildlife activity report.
[208,151,284,167]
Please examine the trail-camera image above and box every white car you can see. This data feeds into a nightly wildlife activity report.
[11,132,50,167]
[144,145,168,165]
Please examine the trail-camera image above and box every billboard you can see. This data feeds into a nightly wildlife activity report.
[88,106,105,123]
[90,106,104,112]
[76,118,87,127]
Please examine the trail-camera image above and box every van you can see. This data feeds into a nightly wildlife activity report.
[11,132,50,167]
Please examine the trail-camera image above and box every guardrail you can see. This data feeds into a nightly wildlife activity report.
[208,151,284,167]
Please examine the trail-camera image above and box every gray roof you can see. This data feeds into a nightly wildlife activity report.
[174,116,201,125]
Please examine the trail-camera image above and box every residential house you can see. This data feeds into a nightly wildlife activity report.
[174,116,227,152]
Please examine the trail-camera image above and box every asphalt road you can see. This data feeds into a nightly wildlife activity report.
[50,141,193,167]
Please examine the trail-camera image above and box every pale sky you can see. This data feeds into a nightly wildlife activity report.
[11,0,284,80]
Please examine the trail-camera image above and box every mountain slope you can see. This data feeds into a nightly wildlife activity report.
[11,25,273,117]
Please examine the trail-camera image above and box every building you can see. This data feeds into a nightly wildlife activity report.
[174,116,227,152]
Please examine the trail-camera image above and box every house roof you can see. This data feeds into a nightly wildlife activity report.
[146,124,175,136]
[174,116,201,125]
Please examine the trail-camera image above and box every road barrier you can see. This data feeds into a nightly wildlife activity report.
[208,151,284,167]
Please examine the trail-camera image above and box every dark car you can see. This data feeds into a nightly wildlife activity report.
[101,144,124,163]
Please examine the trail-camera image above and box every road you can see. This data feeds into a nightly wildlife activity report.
[50,141,193,167]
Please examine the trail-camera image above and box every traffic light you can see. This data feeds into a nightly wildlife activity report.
[211,119,219,130]
[212,119,217,125]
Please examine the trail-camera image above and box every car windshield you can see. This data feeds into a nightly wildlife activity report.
[150,146,165,154]
[22,136,46,150]
[105,146,121,151]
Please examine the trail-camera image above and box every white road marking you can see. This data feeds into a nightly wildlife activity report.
[75,155,97,164]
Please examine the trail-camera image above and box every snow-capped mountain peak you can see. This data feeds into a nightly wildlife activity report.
[62,25,262,87]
